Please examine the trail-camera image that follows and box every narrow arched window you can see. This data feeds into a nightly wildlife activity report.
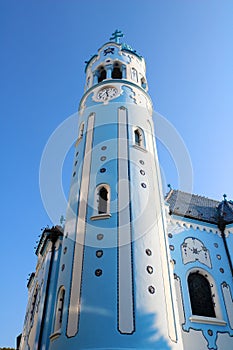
[98,186,108,214]
[188,273,215,318]
[134,127,145,148]
[131,68,138,82]
[141,77,147,89]
[98,67,106,83]
[79,122,84,137]
[112,63,122,79]
[54,287,65,332]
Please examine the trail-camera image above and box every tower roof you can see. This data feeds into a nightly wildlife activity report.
[165,189,233,226]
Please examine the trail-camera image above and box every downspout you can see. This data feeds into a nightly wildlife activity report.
[218,219,233,277]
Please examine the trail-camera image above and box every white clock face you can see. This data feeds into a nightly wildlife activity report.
[96,87,118,101]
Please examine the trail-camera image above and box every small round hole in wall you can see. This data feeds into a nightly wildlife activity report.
[100,168,106,173]
[146,249,152,256]
[219,268,224,273]
[140,170,145,175]
[146,266,153,274]
[97,234,104,240]
[61,264,65,271]
[73,172,76,177]
[95,269,102,277]
[74,160,78,166]
[217,254,221,260]
[76,151,79,157]
[148,285,155,294]
[63,247,67,254]
[208,330,213,336]
[100,156,106,161]
[139,160,144,165]
[214,243,218,248]
[101,146,107,150]
[168,233,173,238]
[141,183,147,188]
[169,245,174,251]
[96,250,103,258]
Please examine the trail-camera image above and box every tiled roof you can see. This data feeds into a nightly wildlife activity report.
[165,189,233,226]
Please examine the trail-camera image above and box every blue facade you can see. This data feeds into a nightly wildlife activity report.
[19,33,233,350]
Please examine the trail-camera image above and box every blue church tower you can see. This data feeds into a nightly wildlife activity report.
[18,32,233,350]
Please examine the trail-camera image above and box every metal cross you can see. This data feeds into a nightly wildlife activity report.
[110,29,124,44]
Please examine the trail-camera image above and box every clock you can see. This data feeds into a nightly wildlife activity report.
[96,86,119,102]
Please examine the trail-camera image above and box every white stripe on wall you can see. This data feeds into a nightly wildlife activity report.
[117,107,134,334]
[67,113,95,337]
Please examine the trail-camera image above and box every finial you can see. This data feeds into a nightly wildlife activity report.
[110,29,124,44]
[223,194,227,201]
[168,184,172,190]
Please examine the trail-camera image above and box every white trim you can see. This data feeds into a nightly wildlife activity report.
[117,107,134,334]
[90,213,111,221]
[67,113,95,337]
[189,315,226,326]
[49,330,61,341]
[132,144,147,153]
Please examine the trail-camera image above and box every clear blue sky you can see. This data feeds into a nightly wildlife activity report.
[1,0,233,347]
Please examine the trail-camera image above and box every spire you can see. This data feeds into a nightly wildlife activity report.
[109,29,124,44]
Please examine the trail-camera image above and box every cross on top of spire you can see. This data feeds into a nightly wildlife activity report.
[110,29,124,44]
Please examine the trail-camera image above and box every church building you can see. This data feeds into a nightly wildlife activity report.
[18,31,233,350]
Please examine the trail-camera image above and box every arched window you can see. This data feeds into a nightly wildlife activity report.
[54,287,65,332]
[141,77,147,89]
[134,127,145,148]
[112,63,122,79]
[79,122,84,138]
[188,272,215,318]
[90,184,111,220]
[131,68,138,82]
[98,67,107,83]
[98,186,108,214]
[30,286,38,323]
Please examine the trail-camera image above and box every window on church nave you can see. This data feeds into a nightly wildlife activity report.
[188,272,216,318]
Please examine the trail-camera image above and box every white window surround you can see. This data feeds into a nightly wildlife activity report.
[189,315,226,326]
[90,213,111,221]
[133,144,147,153]
[187,268,223,322]
[90,184,111,220]
[133,126,146,150]
[49,330,61,341]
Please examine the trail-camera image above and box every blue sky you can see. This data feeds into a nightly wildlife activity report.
[1,0,233,347]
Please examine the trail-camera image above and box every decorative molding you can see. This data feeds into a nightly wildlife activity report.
[167,216,221,236]
[181,237,212,268]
